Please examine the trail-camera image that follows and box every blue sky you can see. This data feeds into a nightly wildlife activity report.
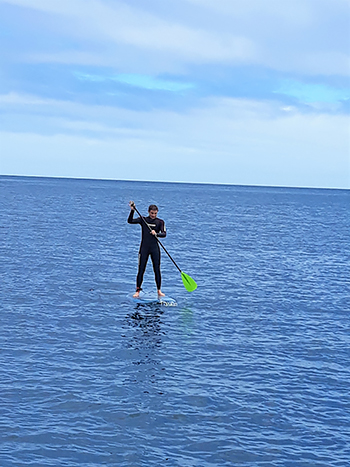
[0,0,349,188]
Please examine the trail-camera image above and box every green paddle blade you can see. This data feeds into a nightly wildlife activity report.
[181,271,197,292]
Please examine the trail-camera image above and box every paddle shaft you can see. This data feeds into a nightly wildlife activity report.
[132,205,182,274]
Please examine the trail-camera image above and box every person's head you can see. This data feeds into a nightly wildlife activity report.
[148,204,158,219]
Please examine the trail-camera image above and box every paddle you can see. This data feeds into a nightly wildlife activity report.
[130,203,197,292]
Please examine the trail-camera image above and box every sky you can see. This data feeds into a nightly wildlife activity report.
[0,0,349,188]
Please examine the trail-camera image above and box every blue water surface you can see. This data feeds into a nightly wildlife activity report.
[0,176,349,466]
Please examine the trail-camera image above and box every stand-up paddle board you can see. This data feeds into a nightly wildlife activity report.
[127,293,177,306]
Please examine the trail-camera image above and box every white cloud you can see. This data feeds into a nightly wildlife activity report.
[183,0,314,25]
[4,0,256,65]
[3,0,347,74]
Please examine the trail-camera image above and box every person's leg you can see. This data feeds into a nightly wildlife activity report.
[134,249,149,297]
[150,247,164,296]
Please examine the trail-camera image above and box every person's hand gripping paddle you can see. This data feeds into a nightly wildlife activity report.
[130,202,197,292]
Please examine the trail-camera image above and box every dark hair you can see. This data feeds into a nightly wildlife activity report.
[148,204,158,212]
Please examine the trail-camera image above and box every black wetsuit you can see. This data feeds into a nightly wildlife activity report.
[128,210,166,290]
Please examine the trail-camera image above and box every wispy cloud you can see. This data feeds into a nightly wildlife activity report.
[2,0,256,67]
[3,0,348,74]
[74,72,194,93]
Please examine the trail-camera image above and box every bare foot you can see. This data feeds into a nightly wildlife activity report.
[133,291,140,298]
[158,290,165,297]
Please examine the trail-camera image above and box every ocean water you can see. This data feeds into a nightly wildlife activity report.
[0,176,349,467]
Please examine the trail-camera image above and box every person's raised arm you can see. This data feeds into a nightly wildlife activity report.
[127,200,140,224]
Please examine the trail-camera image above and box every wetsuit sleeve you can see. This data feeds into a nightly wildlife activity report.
[127,210,141,224]
[156,220,166,238]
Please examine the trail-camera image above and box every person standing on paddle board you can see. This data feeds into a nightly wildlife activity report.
[128,201,166,298]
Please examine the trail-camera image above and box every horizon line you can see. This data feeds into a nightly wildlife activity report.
[0,173,349,191]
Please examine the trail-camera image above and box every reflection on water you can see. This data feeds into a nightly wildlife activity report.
[127,306,165,348]
[124,306,166,391]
